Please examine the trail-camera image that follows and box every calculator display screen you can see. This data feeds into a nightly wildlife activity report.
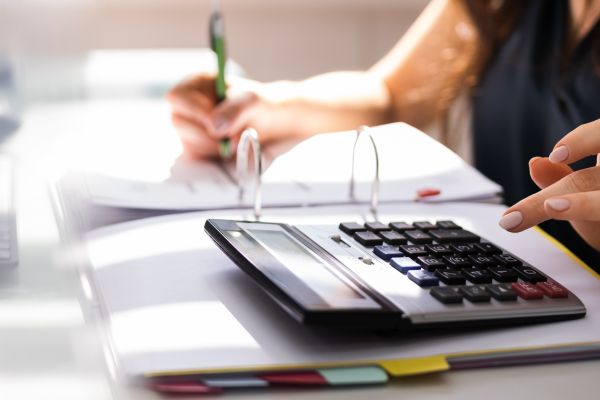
[248,229,364,302]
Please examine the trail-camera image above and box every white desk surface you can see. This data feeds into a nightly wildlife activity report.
[1,101,598,400]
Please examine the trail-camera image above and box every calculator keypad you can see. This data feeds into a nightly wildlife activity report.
[339,220,570,305]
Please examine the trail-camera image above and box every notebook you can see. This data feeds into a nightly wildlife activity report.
[75,122,502,211]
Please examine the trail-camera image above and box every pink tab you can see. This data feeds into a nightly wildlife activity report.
[537,280,569,298]
[152,382,222,394]
[511,282,544,299]
[259,372,328,386]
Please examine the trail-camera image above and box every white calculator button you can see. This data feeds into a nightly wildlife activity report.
[0,250,11,259]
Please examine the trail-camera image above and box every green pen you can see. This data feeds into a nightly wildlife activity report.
[210,1,231,159]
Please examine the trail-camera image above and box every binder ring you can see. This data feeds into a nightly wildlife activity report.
[237,128,262,220]
[349,125,380,214]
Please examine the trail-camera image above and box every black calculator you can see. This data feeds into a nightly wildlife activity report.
[205,219,586,331]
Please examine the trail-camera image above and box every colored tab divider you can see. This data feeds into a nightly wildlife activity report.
[379,355,450,376]
[152,382,222,394]
[203,377,268,388]
[258,371,328,386]
[317,366,389,386]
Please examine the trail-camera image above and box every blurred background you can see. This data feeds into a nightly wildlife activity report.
[0,0,426,107]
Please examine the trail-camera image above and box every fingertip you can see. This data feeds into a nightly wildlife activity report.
[498,210,524,232]
[549,145,569,164]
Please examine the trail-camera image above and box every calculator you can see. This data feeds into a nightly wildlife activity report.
[205,219,586,331]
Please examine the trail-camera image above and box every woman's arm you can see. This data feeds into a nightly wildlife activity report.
[167,0,477,158]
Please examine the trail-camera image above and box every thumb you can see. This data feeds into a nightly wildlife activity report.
[211,92,259,140]
[529,156,573,189]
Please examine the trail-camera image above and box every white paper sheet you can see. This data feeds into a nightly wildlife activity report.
[82,203,600,376]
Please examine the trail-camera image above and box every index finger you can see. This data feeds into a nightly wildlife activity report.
[499,167,600,232]
[549,119,600,164]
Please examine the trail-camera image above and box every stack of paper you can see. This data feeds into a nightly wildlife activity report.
[79,202,600,393]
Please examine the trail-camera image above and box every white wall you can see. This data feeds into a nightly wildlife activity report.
[0,0,427,101]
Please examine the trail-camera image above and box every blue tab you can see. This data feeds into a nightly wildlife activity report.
[317,366,389,386]
[407,269,439,287]
[373,245,403,260]
[390,257,421,273]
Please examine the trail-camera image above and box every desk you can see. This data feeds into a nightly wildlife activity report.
[1,100,598,400]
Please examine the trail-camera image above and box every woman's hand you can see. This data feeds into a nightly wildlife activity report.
[498,119,600,251]
[166,75,268,159]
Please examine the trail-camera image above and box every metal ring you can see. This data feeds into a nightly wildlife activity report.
[236,128,262,220]
[349,125,380,215]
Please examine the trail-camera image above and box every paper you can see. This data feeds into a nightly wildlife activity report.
[81,202,600,378]
[79,121,502,210]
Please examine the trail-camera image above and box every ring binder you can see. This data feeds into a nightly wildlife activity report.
[349,125,380,215]
[236,128,262,219]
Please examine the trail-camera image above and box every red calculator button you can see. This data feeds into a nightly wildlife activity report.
[511,282,544,300]
[537,281,569,298]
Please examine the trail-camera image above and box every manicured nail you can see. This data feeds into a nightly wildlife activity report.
[549,145,569,163]
[499,211,523,231]
[213,118,230,137]
[545,198,571,212]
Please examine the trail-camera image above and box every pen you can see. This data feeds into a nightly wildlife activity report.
[210,0,231,159]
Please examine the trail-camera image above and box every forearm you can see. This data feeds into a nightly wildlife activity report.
[256,71,393,141]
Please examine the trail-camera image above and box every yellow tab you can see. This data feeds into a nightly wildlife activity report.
[379,355,449,377]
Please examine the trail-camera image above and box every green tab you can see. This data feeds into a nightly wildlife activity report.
[317,366,388,386]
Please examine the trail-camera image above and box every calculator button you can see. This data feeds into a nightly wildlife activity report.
[389,257,421,274]
[537,280,569,298]
[0,242,9,249]
[435,269,466,285]
[407,269,439,287]
[400,245,428,256]
[474,243,502,254]
[389,222,414,232]
[413,221,436,230]
[459,285,492,302]
[416,256,446,271]
[494,254,522,266]
[451,244,478,254]
[353,231,383,247]
[426,244,453,255]
[511,282,544,300]
[463,267,493,283]
[339,222,366,235]
[436,220,462,229]
[486,284,518,301]
[0,250,10,259]
[513,265,547,283]
[364,222,389,232]
[379,230,407,245]
[404,230,433,244]
[373,245,403,261]
[488,266,519,282]
[430,286,463,303]
[469,255,495,266]
[443,255,471,268]
[429,229,480,244]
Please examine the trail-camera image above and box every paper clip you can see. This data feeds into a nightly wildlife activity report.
[236,128,262,220]
[349,125,380,215]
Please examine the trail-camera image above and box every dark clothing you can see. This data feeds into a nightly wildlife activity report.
[472,0,600,271]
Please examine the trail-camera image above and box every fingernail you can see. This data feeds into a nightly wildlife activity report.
[549,145,569,163]
[213,117,230,137]
[499,211,523,231]
[545,198,571,212]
